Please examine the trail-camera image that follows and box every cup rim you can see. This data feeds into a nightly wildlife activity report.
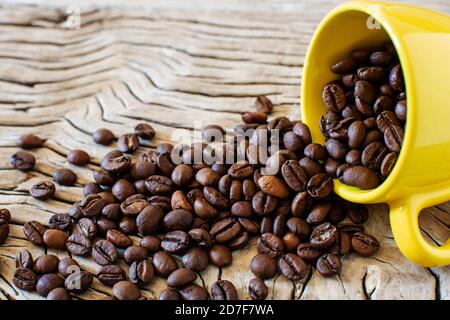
[301,1,414,203]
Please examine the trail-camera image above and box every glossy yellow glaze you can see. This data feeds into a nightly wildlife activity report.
[301,1,450,266]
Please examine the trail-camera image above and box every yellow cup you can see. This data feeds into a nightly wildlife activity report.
[301,1,450,266]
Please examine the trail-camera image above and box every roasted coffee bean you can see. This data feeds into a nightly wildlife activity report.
[324,138,347,160]
[10,151,35,171]
[101,203,122,221]
[286,217,310,239]
[79,194,106,217]
[376,110,401,133]
[228,231,249,250]
[16,249,33,269]
[316,253,341,277]
[347,121,366,149]
[92,239,118,266]
[58,258,80,278]
[53,168,77,186]
[272,214,286,237]
[47,287,71,300]
[65,271,93,293]
[278,253,308,281]
[101,154,131,175]
[324,158,341,178]
[322,82,346,112]
[304,143,327,161]
[0,218,9,244]
[139,236,160,253]
[155,153,174,177]
[257,233,283,258]
[43,229,68,250]
[131,160,157,180]
[13,267,38,291]
[231,201,253,217]
[118,133,140,153]
[342,73,358,88]
[361,141,388,170]
[249,278,268,300]
[351,232,379,256]
[345,149,361,166]
[170,164,193,187]
[258,176,289,199]
[75,217,97,240]
[384,125,403,152]
[306,202,331,225]
[182,247,209,272]
[283,131,303,152]
[291,191,309,217]
[159,288,181,300]
[98,265,126,287]
[250,254,277,279]
[97,218,117,236]
[267,116,292,133]
[167,268,197,288]
[23,220,46,246]
[202,124,225,142]
[380,152,398,176]
[211,280,237,300]
[36,273,64,297]
[120,194,148,217]
[373,95,394,114]
[136,205,165,235]
[389,64,404,91]
[282,233,301,252]
[145,175,174,195]
[135,123,155,140]
[83,182,102,197]
[331,58,356,74]
[178,284,208,301]
[153,251,178,278]
[170,190,193,212]
[112,179,135,202]
[113,281,141,300]
[252,191,277,216]
[148,195,172,212]
[299,158,323,177]
[33,254,59,274]
[370,51,392,66]
[163,209,193,231]
[209,244,232,267]
[66,233,92,256]
[67,149,90,166]
[210,218,241,243]
[357,66,386,82]
[228,161,254,180]
[93,128,115,145]
[161,230,191,254]
[281,160,308,192]
[194,198,218,219]
[340,166,378,190]
[229,180,244,203]
[395,100,406,121]
[297,243,322,262]
[307,173,333,199]
[119,216,138,235]
[255,95,273,114]
[93,170,116,187]
[238,217,259,235]
[310,222,337,249]
[30,180,55,200]
[123,245,149,264]
[188,228,213,248]
[106,229,132,248]
[129,259,154,285]
[203,186,229,210]
[242,111,268,124]
[16,134,44,149]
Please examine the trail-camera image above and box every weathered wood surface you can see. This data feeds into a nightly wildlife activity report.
[0,0,449,300]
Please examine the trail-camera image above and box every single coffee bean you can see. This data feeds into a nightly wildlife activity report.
[131,160,157,180]
[47,287,71,300]
[13,267,38,291]
[380,152,398,176]
[161,230,191,254]
[94,218,118,236]
[101,154,131,175]
[252,191,277,216]
[153,251,178,278]
[23,220,46,246]
[65,271,93,293]
[257,233,283,258]
[281,160,308,192]
[242,111,268,124]
[255,95,273,114]
[299,158,323,177]
[210,218,241,243]
[145,175,174,195]
[296,243,322,262]
[112,179,135,202]
[157,152,175,176]
[58,257,80,277]
[101,203,121,221]
[92,239,118,266]
[113,281,141,300]
[178,284,208,301]
[167,268,197,288]
[53,168,77,186]
[135,123,155,140]
[310,222,337,249]
[347,121,366,149]
[129,259,154,285]
[283,131,303,152]
[30,180,55,200]
[119,216,138,235]
[182,247,209,272]
[272,214,286,237]
[93,170,116,187]
[357,66,386,82]
[202,124,226,142]
[139,235,161,253]
[351,232,380,256]
[331,58,356,74]
[16,134,44,149]
[249,278,268,300]
[228,161,255,180]
[373,95,394,114]
[282,233,301,252]
[98,265,126,287]
[231,201,253,218]
[389,64,404,91]
[79,194,106,217]
[361,141,389,170]
[16,249,33,269]
[384,125,404,152]
[171,190,193,212]
[250,254,277,279]
[33,254,59,274]
[278,253,308,281]
[83,182,102,197]
[163,209,194,231]
[340,166,379,190]
[376,110,401,133]
[106,229,132,248]
[324,138,347,160]
[0,219,9,244]
[36,273,64,297]
[211,280,237,300]
[93,128,115,145]
[342,74,358,88]
[306,202,331,225]
[10,151,35,171]
[43,229,68,250]
[307,173,333,199]
[322,82,346,112]
[194,198,218,219]
[345,149,361,166]
[136,204,165,235]
[257,176,289,199]
[118,133,140,153]
[67,149,90,166]
[75,217,97,240]
[395,99,406,122]
[159,288,181,300]
[171,164,194,187]
[123,245,149,264]
[316,253,341,277]
[209,244,232,267]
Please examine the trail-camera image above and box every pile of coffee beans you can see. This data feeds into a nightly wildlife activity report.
[0,208,10,244]
[320,42,406,189]
[10,95,380,300]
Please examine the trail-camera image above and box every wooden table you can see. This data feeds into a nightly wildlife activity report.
[0,0,449,300]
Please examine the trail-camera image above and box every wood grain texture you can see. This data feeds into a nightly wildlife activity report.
[0,0,448,300]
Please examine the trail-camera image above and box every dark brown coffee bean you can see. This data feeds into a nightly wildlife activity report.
[345,149,361,166]
[281,160,308,192]
[299,158,323,177]
[30,180,55,201]
[181,247,209,272]
[203,186,230,209]
[161,230,190,254]
[291,191,309,217]
[167,268,197,288]
[66,233,92,256]
[252,191,277,216]
[322,83,346,112]
[296,243,322,262]
[361,129,383,148]
[101,154,131,175]
[323,158,341,178]
[361,141,389,170]
[13,267,37,291]
[389,64,404,91]
[209,244,232,267]
[45,214,70,232]
[170,164,193,187]
[119,195,147,217]
[324,138,347,160]
[16,249,33,269]
[111,179,134,202]
[317,253,341,277]
[395,99,406,122]
[306,202,331,225]
[357,66,386,82]
[257,176,289,199]
[135,123,155,140]
[211,280,237,300]
[93,170,116,187]
[23,220,46,246]
[47,287,71,300]
[292,122,312,145]
[131,160,157,180]
[307,173,333,199]
[242,111,268,124]
[253,95,274,114]
[93,128,115,145]
[67,149,90,166]
[272,214,286,237]
[145,175,174,195]
[106,229,132,248]
[113,281,141,300]
[257,233,283,258]
[75,217,97,240]
[65,271,93,293]
[210,218,241,243]
[267,116,292,133]
[281,233,300,252]
[80,194,106,217]
[118,133,140,153]
[57,258,80,278]
[178,284,208,301]
[376,110,401,133]
[347,121,366,149]
[10,151,35,171]
[230,201,252,218]
[92,239,118,266]
[283,131,303,152]
[53,168,77,186]
[153,251,178,278]
[69,202,83,222]
[250,254,277,279]
[340,166,378,189]
[188,228,212,248]
[155,153,174,176]
[43,229,68,250]
[228,161,254,180]
[159,288,181,300]
[98,265,126,287]
[36,273,64,297]
[82,182,101,197]
[373,95,394,114]
[148,195,172,212]
[249,278,268,300]
[278,253,308,281]
[194,198,218,219]
[384,125,404,152]
[370,51,392,66]
[138,236,160,253]
[380,152,398,176]
[163,209,193,231]
[33,254,59,274]
[171,190,193,212]
[351,232,380,256]
[331,58,356,74]
[310,222,337,249]
[355,80,376,115]
[16,134,44,149]
[96,217,117,237]
[304,143,327,161]
[129,259,154,285]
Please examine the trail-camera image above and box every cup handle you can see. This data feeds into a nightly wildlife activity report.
[390,196,450,267]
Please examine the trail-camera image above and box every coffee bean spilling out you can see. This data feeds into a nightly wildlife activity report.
[10,97,381,300]
[320,42,406,189]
